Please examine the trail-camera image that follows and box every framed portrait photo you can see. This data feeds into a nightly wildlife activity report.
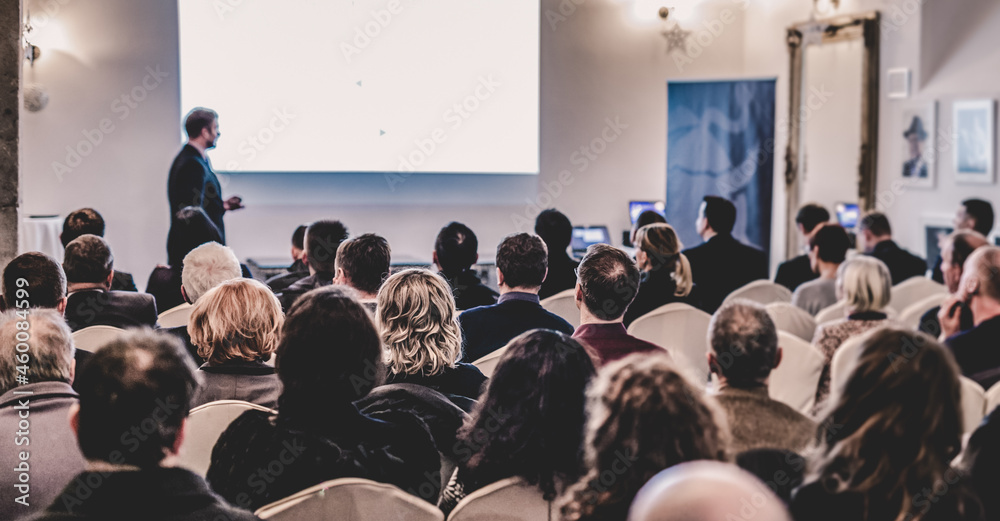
[899,102,936,188]
[922,214,954,272]
[953,99,995,184]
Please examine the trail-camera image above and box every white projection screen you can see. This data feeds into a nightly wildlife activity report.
[178,0,540,175]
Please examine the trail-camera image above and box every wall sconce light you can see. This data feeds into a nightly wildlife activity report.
[23,11,41,65]
[813,0,841,17]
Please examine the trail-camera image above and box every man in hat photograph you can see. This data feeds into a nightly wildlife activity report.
[903,115,929,178]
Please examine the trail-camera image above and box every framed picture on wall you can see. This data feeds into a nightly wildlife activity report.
[899,102,936,188]
[953,99,995,184]
[922,214,954,271]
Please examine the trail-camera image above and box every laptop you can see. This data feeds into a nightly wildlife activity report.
[571,226,612,255]
[629,200,666,225]
[835,203,860,229]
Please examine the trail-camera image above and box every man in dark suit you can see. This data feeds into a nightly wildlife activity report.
[276,220,349,311]
[858,212,926,285]
[775,203,829,292]
[434,222,498,311]
[683,196,769,313]
[61,207,137,291]
[0,309,87,519]
[63,235,158,332]
[29,330,259,521]
[265,224,310,293]
[1,252,93,380]
[167,107,243,243]
[459,233,574,362]
[535,209,579,300]
[919,230,986,338]
[940,246,1000,389]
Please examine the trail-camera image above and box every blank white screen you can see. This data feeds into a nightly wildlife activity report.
[178,0,539,174]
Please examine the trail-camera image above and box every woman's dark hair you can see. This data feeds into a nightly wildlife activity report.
[275,285,384,429]
[806,328,972,521]
[458,330,597,499]
[167,206,223,267]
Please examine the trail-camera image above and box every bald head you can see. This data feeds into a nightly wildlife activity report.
[961,246,1000,303]
[628,461,791,521]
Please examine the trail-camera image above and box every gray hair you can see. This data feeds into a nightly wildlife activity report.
[708,299,778,387]
[837,256,892,313]
[0,309,74,393]
[181,242,242,304]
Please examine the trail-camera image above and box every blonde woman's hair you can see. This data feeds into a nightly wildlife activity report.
[836,256,892,313]
[377,268,462,377]
[189,278,283,365]
[635,223,692,297]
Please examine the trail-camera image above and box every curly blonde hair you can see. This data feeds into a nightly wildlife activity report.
[189,278,283,365]
[377,268,462,376]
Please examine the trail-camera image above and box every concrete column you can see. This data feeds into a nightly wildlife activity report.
[0,0,21,267]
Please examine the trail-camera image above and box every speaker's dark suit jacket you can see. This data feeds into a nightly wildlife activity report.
[168,144,226,242]
[867,239,927,285]
[683,234,769,313]
[458,292,575,363]
[64,288,158,332]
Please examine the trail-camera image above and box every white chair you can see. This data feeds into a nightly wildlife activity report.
[889,277,947,316]
[765,302,818,342]
[828,333,869,394]
[770,332,826,414]
[256,478,443,521]
[898,293,947,330]
[177,400,276,477]
[448,477,552,521]
[540,289,579,329]
[722,280,793,307]
[627,303,710,386]
[71,325,125,353]
[472,346,508,378]
[157,302,193,328]
[986,381,1000,416]
[815,301,847,325]
[961,376,987,434]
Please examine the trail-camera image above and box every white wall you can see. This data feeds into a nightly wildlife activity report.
[19,0,747,283]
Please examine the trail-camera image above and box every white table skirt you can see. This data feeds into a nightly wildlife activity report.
[19,215,63,261]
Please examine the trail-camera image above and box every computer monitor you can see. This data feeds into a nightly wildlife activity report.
[629,201,666,225]
[836,203,860,229]
[571,226,612,253]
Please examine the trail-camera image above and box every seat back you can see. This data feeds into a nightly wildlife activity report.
[177,400,277,477]
[540,289,580,329]
[986,381,1000,416]
[256,478,444,521]
[770,332,826,414]
[472,346,508,378]
[722,280,793,307]
[448,477,553,521]
[889,277,947,316]
[71,325,125,353]
[765,302,817,342]
[158,302,194,328]
[627,303,711,385]
[961,376,987,434]
[815,301,847,325]
[828,333,868,395]
[898,293,947,330]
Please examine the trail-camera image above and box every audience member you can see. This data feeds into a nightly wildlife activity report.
[30,329,258,521]
[63,234,158,332]
[434,222,499,310]
[791,224,851,316]
[775,203,829,292]
[628,209,667,248]
[628,461,792,521]
[208,286,439,510]
[535,209,579,299]
[933,199,995,283]
[333,232,391,311]
[264,224,309,293]
[61,207,136,291]
[276,219,349,311]
[572,244,668,365]
[379,269,487,407]
[940,246,1000,388]
[559,354,727,521]
[623,223,700,326]
[684,196,768,312]
[919,230,986,337]
[962,405,1000,520]
[811,256,894,407]
[858,211,927,285]
[147,206,224,312]
[438,330,597,515]
[0,310,86,519]
[790,328,982,521]
[459,233,573,362]
[708,300,815,454]
[188,279,282,409]
[734,449,804,505]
